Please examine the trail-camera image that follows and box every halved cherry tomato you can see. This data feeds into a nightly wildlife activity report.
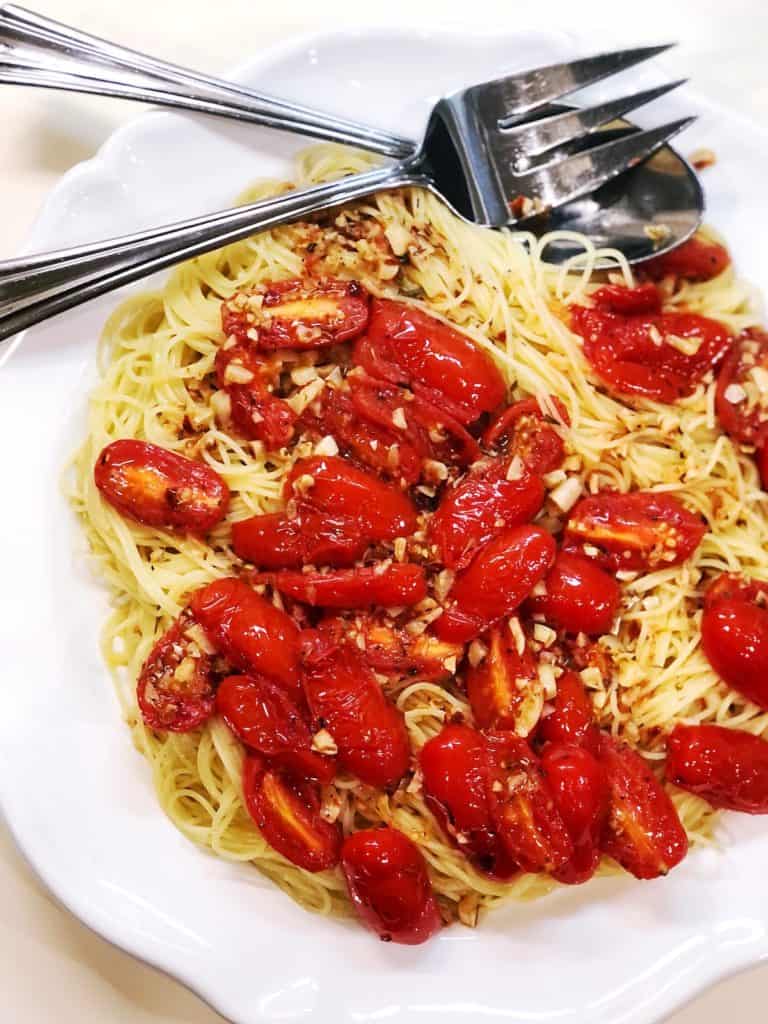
[136,611,215,732]
[715,328,768,446]
[216,674,334,783]
[563,491,706,573]
[482,396,569,475]
[760,445,768,491]
[355,298,506,424]
[242,757,341,872]
[231,511,368,569]
[258,563,427,609]
[538,670,598,752]
[435,525,556,644]
[701,573,768,710]
[598,734,688,880]
[428,457,545,571]
[301,630,410,788]
[465,623,540,732]
[640,235,731,283]
[214,344,296,450]
[540,742,608,884]
[341,827,442,944]
[571,284,732,403]
[94,439,229,533]
[589,282,662,316]
[285,456,417,541]
[528,551,620,635]
[189,578,300,696]
[666,723,768,813]
[222,276,369,351]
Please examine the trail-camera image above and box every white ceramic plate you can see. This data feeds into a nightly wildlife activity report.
[2,27,768,1024]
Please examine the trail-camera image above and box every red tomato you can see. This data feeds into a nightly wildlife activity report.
[435,525,556,644]
[189,578,300,696]
[465,623,539,731]
[341,828,442,945]
[571,285,732,403]
[428,457,545,571]
[136,612,215,732]
[528,551,620,635]
[216,674,334,783]
[258,563,427,609]
[666,723,768,813]
[231,511,368,570]
[598,734,688,880]
[540,743,608,884]
[760,445,768,491]
[715,328,768,446]
[701,574,768,710]
[563,491,706,573]
[538,670,598,751]
[589,282,662,315]
[301,630,410,788]
[222,277,369,351]
[242,757,341,872]
[482,396,569,475]
[640,236,731,282]
[285,456,417,541]
[214,344,296,450]
[355,298,506,424]
[94,439,229,533]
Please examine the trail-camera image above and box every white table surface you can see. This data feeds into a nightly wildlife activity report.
[2,1,767,1021]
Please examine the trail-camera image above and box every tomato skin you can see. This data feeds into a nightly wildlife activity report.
[537,670,598,751]
[222,277,369,351]
[540,743,608,884]
[136,613,215,732]
[760,445,768,491]
[94,439,229,533]
[528,551,620,635]
[231,511,368,569]
[715,328,768,446]
[641,236,731,283]
[701,599,768,711]
[435,525,557,644]
[591,283,662,316]
[482,397,569,475]
[341,828,442,944]
[428,457,545,571]
[215,674,335,783]
[563,491,706,573]
[189,578,300,697]
[355,298,506,424]
[301,630,410,788]
[214,344,296,450]
[666,723,768,813]
[258,563,427,609]
[598,734,688,880]
[243,757,341,872]
[465,623,539,732]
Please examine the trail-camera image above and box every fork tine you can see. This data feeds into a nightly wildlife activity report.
[490,44,676,123]
[513,117,696,215]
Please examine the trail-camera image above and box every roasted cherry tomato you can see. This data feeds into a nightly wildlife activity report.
[435,525,556,644]
[701,573,768,710]
[640,235,731,283]
[528,551,620,635]
[231,511,368,570]
[667,723,768,813]
[538,670,598,751]
[94,439,229,533]
[136,611,215,732]
[216,674,334,783]
[189,578,300,696]
[214,344,296,450]
[242,757,341,872]
[540,742,608,884]
[222,276,369,351]
[301,630,410,788]
[258,563,427,609]
[341,827,442,945]
[760,445,768,491]
[563,491,706,573]
[428,457,545,571]
[571,284,732,403]
[465,623,540,733]
[355,298,506,424]
[598,734,688,880]
[482,396,569,475]
[715,328,768,446]
[285,456,417,541]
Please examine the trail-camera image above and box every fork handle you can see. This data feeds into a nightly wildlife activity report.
[0,161,426,344]
[0,4,414,158]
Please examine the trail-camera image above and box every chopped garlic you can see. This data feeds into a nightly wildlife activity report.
[285,377,325,414]
[392,407,408,430]
[223,362,255,385]
[542,469,566,487]
[507,616,527,656]
[549,476,582,512]
[468,639,488,667]
[750,366,768,394]
[210,389,232,422]
[313,434,339,457]
[724,383,747,404]
[537,662,558,700]
[311,729,338,756]
[533,623,556,647]
[393,537,408,562]
[506,455,525,481]
[290,364,320,387]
